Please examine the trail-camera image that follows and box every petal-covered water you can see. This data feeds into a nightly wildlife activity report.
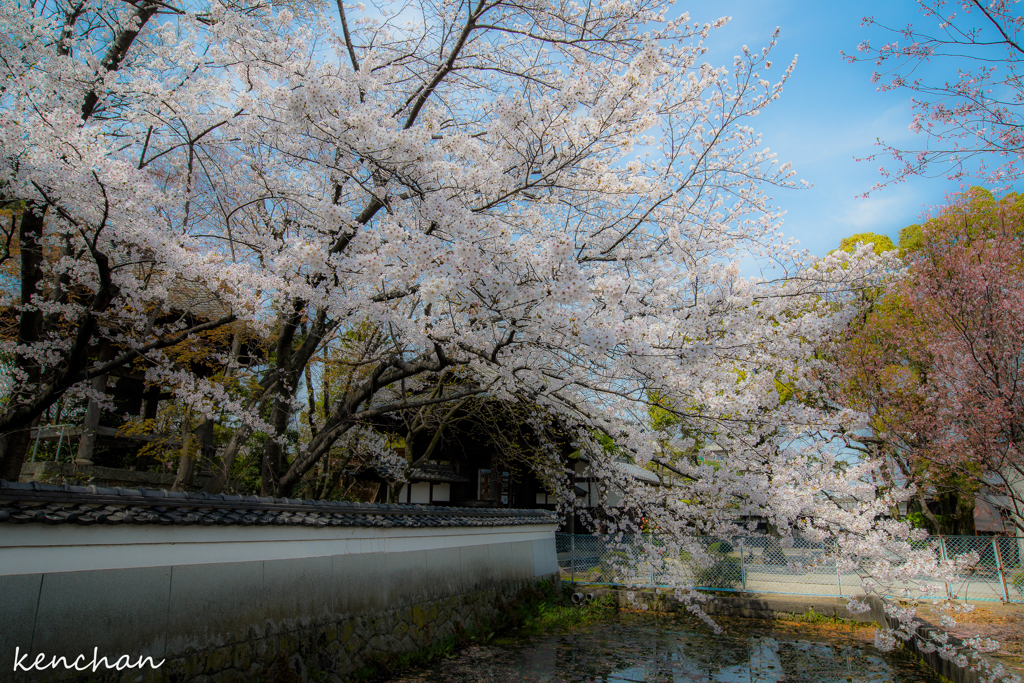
[387,615,940,683]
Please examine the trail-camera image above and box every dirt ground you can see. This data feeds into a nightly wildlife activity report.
[915,600,1024,675]
[759,616,878,647]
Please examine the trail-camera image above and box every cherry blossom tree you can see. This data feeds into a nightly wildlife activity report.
[0,0,893,499]
[1,3,1017,675]
[0,0,903,549]
[0,0,260,480]
[208,1,829,498]
[845,1,1024,192]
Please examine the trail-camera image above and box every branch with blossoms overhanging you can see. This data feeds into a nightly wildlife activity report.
[565,421,1020,681]
[843,0,1024,192]
[532,251,1017,681]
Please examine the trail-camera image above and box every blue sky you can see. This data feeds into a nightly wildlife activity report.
[685,0,979,259]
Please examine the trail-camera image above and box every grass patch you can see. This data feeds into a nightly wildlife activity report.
[353,579,617,681]
[782,607,874,628]
[354,635,462,680]
[513,593,618,636]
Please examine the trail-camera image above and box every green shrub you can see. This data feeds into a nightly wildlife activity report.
[693,555,741,589]
[763,539,788,566]
[1011,571,1024,596]
[682,542,733,562]
[599,550,632,579]
[707,540,734,555]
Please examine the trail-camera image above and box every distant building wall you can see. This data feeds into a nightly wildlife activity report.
[0,483,558,682]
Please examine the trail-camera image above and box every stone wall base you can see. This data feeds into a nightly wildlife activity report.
[24,578,556,683]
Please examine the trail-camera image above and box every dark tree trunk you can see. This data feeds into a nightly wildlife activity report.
[0,208,46,481]
[261,395,292,496]
[173,415,215,491]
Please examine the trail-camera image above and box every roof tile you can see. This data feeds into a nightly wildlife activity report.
[0,479,558,530]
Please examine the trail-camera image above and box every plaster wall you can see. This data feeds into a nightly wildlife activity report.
[0,521,554,575]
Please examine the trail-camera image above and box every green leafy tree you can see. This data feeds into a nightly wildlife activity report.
[830,232,896,256]
[829,188,1024,534]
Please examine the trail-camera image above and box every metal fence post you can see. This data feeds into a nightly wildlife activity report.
[994,537,1010,602]
[571,534,575,584]
[648,533,654,586]
[739,538,747,592]
[939,535,953,599]
[837,550,843,598]
[54,426,66,462]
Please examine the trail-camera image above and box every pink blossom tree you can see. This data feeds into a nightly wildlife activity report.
[897,196,1024,532]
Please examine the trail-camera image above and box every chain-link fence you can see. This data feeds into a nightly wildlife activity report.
[556,533,1024,602]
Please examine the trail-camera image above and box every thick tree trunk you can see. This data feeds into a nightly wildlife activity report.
[173,414,214,492]
[202,424,252,494]
[73,400,103,465]
[172,438,196,492]
[259,303,303,496]
[261,395,293,496]
[0,431,32,482]
[917,488,943,534]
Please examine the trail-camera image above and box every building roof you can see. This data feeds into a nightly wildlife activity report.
[0,481,556,528]
[576,454,665,486]
[408,467,471,484]
[165,276,233,321]
[349,464,471,484]
[612,460,662,485]
[974,495,1007,533]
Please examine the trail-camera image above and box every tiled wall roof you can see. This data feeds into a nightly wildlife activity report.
[0,480,557,528]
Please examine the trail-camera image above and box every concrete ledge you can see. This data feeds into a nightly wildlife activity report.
[571,587,864,620]
[859,594,990,683]
[703,594,859,620]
